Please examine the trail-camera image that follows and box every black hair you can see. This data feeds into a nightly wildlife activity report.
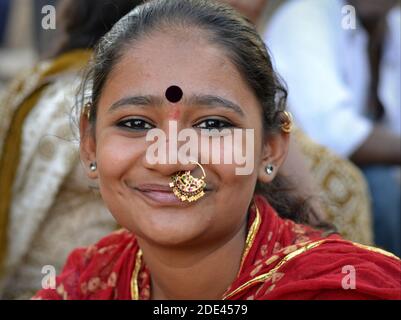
[80,0,336,232]
[51,0,144,57]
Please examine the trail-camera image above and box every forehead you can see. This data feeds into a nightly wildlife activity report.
[103,28,250,99]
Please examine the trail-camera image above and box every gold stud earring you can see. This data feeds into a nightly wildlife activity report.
[169,160,206,203]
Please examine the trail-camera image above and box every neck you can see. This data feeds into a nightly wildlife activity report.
[137,224,247,300]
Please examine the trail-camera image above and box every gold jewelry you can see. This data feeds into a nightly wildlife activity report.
[169,160,206,202]
[280,111,293,133]
[83,102,92,120]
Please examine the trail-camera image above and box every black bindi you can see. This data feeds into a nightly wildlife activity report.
[165,85,183,103]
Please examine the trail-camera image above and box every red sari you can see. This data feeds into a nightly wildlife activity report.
[33,195,401,300]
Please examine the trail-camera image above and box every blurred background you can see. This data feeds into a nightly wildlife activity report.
[0,0,281,93]
[0,0,59,93]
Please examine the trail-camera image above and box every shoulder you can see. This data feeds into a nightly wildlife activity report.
[63,228,137,273]
[32,229,137,300]
[265,239,401,300]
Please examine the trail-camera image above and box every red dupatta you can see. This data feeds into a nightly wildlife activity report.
[33,195,401,300]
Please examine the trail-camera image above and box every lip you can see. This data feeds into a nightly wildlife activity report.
[132,183,211,207]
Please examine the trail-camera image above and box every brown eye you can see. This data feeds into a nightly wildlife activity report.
[195,119,233,130]
[117,119,154,130]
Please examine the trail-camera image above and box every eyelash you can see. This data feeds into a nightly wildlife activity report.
[194,119,234,131]
[116,118,234,131]
[116,118,155,131]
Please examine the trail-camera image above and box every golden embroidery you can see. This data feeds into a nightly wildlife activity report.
[130,249,143,300]
[352,242,400,261]
[250,264,263,277]
[273,242,282,254]
[260,244,268,257]
[271,272,284,284]
[222,239,326,300]
[264,255,279,266]
[295,128,373,245]
[283,245,298,255]
[238,203,261,272]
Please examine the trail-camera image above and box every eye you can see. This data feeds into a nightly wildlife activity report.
[195,118,234,131]
[117,118,155,130]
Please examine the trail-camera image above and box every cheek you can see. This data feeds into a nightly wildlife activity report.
[203,132,259,177]
[96,132,146,181]
[208,135,258,191]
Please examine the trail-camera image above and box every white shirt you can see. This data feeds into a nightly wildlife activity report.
[264,0,400,157]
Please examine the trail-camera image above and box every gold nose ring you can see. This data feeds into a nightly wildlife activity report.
[169,160,206,202]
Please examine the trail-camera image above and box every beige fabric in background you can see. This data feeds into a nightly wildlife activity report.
[295,129,373,245]
[0,63,116,299]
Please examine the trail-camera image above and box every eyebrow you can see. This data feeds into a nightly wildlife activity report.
[188,94,245,116]
[108,95,163,112]
[108,93,245,116]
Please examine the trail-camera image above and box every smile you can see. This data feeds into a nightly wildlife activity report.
[131,183,212,207]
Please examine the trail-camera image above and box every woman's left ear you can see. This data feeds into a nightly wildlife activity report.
[257,132,289,183]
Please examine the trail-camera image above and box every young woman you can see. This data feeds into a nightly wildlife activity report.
[33,0,400,300]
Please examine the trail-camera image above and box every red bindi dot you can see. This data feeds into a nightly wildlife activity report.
[165,85,183,103]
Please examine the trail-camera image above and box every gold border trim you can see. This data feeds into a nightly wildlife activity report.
[238,202,262,273]
[352,242,400,261]
[222,239,326,300]
[130,249,143,300]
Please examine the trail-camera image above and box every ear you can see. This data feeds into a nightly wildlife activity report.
[79,113,98,179]
[257,131,290,183]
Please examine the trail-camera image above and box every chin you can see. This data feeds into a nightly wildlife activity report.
[133,208,211,248]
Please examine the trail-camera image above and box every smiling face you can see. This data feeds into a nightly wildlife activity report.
[80,27,288,249]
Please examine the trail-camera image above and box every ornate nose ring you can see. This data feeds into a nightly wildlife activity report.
[169,160,206,202]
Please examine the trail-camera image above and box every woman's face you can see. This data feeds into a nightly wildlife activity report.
[81,28,287,248]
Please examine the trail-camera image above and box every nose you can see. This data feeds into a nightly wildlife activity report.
[142,139,204,177]
[143,156,202,177]
[142,120,206,179]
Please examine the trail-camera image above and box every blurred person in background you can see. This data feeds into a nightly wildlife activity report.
[33,0,58,55]
[0,0,10,45]
[221,0,374,246]
[265,0,401,256]
[0,0,142,299]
